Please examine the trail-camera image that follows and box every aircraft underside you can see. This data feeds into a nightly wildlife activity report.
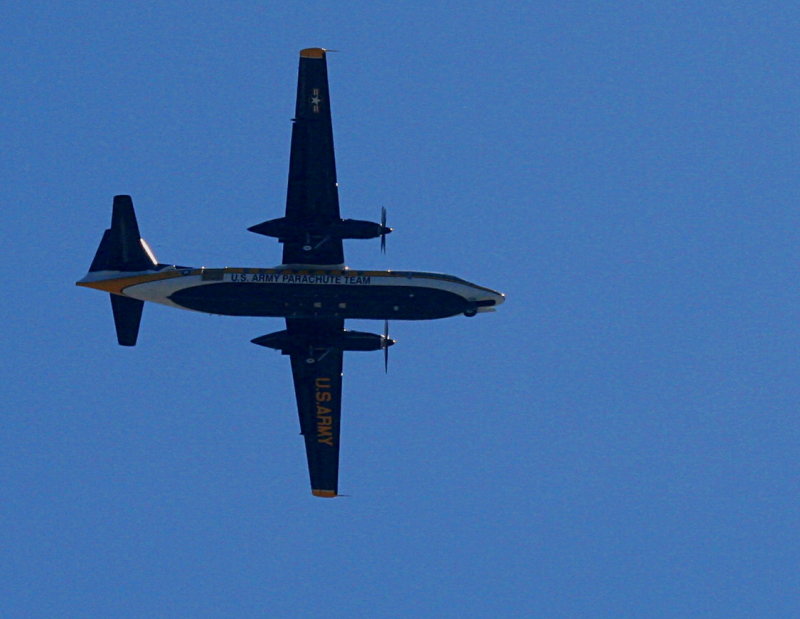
[168,282,474,320]
[76,48,504,498]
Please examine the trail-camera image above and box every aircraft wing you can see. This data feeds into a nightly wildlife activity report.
[283,48,344,266]
[286,318,344,497]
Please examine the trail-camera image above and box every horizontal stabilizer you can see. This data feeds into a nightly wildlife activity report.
[89,195,157,272]
[110,294,144,346]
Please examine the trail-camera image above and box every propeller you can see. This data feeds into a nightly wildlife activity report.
[382,319,395,373]
[380,207,390,253]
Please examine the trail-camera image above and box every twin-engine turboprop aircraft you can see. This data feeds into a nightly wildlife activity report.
[77,48,504,497]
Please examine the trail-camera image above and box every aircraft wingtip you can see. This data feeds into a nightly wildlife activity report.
[300,48,326,59]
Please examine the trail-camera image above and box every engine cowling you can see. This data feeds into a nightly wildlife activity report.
[248,217,391,242]
[251,329,394,353]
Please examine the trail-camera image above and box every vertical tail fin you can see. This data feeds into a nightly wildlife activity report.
[89,195,157,272]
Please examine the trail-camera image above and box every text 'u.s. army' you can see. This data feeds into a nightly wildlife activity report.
[315,377,334,446]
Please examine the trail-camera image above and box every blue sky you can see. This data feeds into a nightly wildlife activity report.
[2,2,799,616]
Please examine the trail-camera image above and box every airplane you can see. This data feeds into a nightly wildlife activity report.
[76,48,505,498]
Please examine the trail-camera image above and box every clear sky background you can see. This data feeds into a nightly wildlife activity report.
[2,2,799,617]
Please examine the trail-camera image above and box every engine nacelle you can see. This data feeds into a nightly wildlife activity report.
[248,217,391,242]
[329,219,388,240]
[247,217,299,240]
[252,329,394,353]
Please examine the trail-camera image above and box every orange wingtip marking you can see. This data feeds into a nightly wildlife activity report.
[300,48,325,59]
[312,489,337,498]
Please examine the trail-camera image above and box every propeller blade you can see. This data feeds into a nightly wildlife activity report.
[380,207,388,254]
[383,319,390,373]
